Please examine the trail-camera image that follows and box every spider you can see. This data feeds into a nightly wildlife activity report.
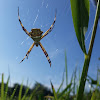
[18,7,56,67]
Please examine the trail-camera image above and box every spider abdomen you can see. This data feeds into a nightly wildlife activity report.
[32,36,42,42]
[34,41,39,47]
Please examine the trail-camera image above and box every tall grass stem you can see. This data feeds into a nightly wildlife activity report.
[77,0,100,100]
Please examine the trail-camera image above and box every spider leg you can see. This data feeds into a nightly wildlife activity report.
[20,42,35,63]
[18,7,31,37]
[39,42,51,67]
[41,11,56,40]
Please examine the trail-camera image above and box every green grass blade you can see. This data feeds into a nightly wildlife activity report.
[58,83,72,99]
[73,65,77,95]
[77,55,90,100]
[59,88,72,100]
[50,81,57,100]
[70,0,90,54]
[87,75,97,85]
[4,76,10,100]
[65,50,68,86]
[66,88,73,100]
[29,83,40,100]
[57,70,64,94]
[10,85,18,100]
[18,82,23,100]
[22,86,30,100]
[1,73,4,100]
[91,90,98,100]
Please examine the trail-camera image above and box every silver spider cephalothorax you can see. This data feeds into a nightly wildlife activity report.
[18,7,56,67]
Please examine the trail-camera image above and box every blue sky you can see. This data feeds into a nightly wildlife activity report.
[0,0,100,89]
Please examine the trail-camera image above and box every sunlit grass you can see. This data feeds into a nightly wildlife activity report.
[0,56,100,100]
[0,74,42,100]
